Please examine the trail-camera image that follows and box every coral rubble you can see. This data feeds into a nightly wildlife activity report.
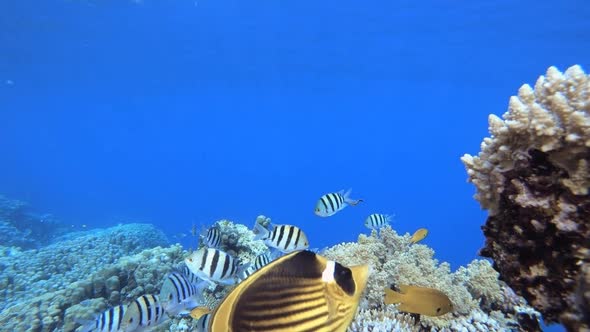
[461,65,590,330]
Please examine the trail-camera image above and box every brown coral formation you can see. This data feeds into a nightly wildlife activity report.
[461,65,590,330]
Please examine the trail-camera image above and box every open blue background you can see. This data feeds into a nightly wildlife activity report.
[1,1,589,330]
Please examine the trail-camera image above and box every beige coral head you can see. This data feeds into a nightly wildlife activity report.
[461,65,590,212]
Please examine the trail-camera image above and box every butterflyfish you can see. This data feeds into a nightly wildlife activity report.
[384,284,453,317]
[315,189,363,217]
[364,213,394,230]
[410,228,428,244]
[207,250,369,332]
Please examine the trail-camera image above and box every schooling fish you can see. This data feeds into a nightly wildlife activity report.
[205,250,369,332]
[201,225,222,248]
[185,247,241,285]
[410,228,428,244]
[79,304,126,332]
[364,213,394,230]
[237,252,273,282]
[120,294,167,331]
[159,271,205,316]
[180,264,201,285]
[315,189,363,217]
[384,284,453,317]
[253,223,309,253]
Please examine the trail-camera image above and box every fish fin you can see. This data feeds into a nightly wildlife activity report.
[342,188,363,206]
[253,222,269,241]
[385,214,395,223]
[383,287,404,305]
[397,284,411,294]
[235,262,252,281]
[190,306,211,320]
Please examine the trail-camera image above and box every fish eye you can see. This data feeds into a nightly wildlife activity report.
[168,294,173,300]
[188,258,193,262]
[436,307,441,313]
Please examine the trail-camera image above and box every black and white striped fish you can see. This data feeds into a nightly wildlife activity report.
[314,188,363,217]
[159,271,205,316]
[79,304,126,332]
[201,225,222,248]
[180,264,201,285]
[253,223,309,253]
[253,252,271,270]
[120,294,167,332]
[194,313,211,332]
[184,247,240,285]
[237,252,273,282]
[364,213,394,230]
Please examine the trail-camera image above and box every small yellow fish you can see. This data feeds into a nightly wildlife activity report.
[384,284,453,316]
[190,306,211,320]
[410,228,428,243]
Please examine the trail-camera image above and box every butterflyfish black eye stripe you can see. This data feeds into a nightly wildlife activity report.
[208,250,369,332]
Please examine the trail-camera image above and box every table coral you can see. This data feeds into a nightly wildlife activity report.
[461,65,590,330]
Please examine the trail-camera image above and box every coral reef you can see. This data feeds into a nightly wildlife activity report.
[322,226,541,331]
[0,195,70,248]
[0,215,544,332]
[461,65,590,330]
[0,223,170,331]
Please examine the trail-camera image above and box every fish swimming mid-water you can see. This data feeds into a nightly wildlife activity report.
[201,224,222,248]
[253,223,309,253]
[185,247,241,285]
[315,188,363,217]
[364,213,394,230]
[410,228,428,243]
[383,284,453,317]
[205,250,369,332]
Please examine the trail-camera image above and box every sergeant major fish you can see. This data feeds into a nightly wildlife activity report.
[315,188,363,217]
[120,294,167,331]
[364,213,394,230]
[194,313,211,332]
[253,223,309,253]
[201,225,222,248]
[237,252,272,282]
[185,247,241,286]
[79,304,126,332]
[159,271,206,316]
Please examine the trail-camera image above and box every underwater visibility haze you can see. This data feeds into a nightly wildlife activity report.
[1,0,589,331]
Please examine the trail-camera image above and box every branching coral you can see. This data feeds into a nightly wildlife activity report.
[323,226,540,331]
[461,65,590,330]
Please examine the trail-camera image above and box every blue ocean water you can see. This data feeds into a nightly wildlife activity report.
[1,0,588,330]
